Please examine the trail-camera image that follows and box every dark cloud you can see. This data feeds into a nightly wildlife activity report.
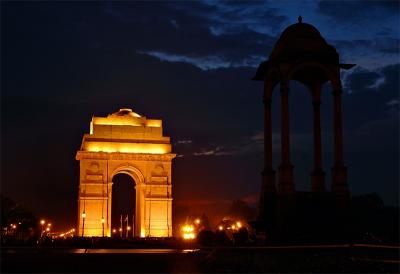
[318,0,399,22]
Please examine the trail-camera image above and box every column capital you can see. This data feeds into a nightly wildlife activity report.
[332,87,343,96]
[280,80,289,91]
[280,85,290,94]
[312,100,321,107]
[263,97,272,105]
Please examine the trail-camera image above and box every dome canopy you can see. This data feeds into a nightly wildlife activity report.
[253,17,355,81]
[269,20,338,64]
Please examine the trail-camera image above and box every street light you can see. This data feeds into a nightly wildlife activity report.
[81,212,86,237]
[101,218,105,237]
[40,220,46,238]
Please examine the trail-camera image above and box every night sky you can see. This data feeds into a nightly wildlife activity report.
[2,1,399,230]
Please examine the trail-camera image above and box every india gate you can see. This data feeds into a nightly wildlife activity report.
[76,108,175,237]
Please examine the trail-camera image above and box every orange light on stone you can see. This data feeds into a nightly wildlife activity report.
[76,108,175,238]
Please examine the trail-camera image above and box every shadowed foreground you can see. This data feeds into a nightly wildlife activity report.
[2,245,399,273]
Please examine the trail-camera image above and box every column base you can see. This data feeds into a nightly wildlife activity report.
[331,164,349,195]
[258,168,276,220]
[311,168,325,192]
[278,164,294,194]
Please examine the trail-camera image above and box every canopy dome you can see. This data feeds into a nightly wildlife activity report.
[269,20,338,64]
[253,17,355,81]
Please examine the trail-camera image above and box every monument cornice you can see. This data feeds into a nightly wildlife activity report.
[76,151,176,161]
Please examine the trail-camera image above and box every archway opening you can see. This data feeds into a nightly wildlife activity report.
[111,173,136,238]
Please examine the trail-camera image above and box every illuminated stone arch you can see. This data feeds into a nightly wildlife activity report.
[76,108,175,237]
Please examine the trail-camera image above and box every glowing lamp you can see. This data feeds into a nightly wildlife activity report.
[195,219,200,225]
[127,226,131,231]
[236,221,242,228]
[46,227,50,232]
[183,233,195,240]
[47,223,52,227]
[182,224,194,233]
[112,229,117,233]
[101,218,105,223]
[218,225,224,231]
[40,220,45,225]
[82,212,86,218]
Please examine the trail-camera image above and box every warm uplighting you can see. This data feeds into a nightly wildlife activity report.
[218,225,224,231]
[77,108,174,238]
[183,233,195,239]
[181,224,196,240]
[182,224,194,233]
[85,143,170,154]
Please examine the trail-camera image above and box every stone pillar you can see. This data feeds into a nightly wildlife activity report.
[311,95,325,192]
[259,82,276,220]
[278,83,294,193]
[331,86,349,195]
[262,82,276,194]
